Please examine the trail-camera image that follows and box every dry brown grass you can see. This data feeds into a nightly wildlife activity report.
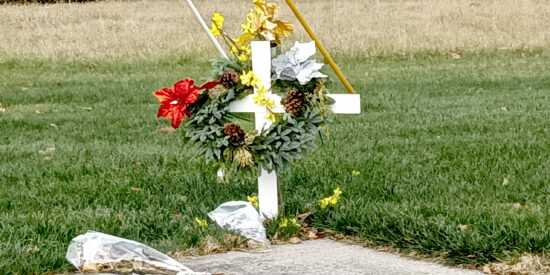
[483,253,550,275]
[1,0,549,61]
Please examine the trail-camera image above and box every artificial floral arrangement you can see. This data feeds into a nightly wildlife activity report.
[153,0,334,179]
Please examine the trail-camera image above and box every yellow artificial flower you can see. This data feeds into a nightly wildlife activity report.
[253,0,278,20]
[237,45,252,62]
[247,194,259,208]
[230,45,238,54]
[212,12,224,28]
[233,1,294,46]
[238,54,248,62]
[243,1,293,44]
[240,71,253,86]
[253,93,264,104]
[290,218,300,227]
[249,6,267,22]
[319,188,342,209]
[240,71,261,87]
[264,98,275,108]
[210,23,221,38]
[241,21,254,34]
[319,197,331,209]
[279,217,300,228]
[195,217,208,227]
[209,12,224,38]
[251,77,261,87]
[235,32,255,48]
[264,112,277,122]
[333,187,342,197]
[255,84,268,94]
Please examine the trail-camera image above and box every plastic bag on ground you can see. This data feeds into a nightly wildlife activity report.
[208,201,270,249]
[66,231,203,275]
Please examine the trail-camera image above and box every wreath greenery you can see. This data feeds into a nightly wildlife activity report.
[153,0,334,179]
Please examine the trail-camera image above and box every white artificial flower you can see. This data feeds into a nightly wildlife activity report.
[272,41,327,85]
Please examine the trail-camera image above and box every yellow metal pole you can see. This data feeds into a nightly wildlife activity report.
[285,0,356,94]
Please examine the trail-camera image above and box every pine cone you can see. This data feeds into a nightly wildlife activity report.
[284,87,304,115]
[220,69,240,88]
[223,123,246,144]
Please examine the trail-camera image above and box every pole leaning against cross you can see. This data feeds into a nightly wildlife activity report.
[184,0,361,219]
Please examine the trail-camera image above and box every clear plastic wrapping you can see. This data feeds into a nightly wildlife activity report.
[208,201,269,245]
[66,231,202,275]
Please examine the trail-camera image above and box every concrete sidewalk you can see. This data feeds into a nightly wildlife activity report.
[181,239,483,275]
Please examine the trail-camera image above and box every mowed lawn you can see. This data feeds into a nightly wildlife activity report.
[1,51,550,273]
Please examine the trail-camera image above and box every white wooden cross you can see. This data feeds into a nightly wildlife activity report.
[226,41,361,219]
[181,0,360,219]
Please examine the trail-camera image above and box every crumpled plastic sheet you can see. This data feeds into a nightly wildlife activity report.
[66,231,203,275]
[208,201,269,245]
[272,41,327,85]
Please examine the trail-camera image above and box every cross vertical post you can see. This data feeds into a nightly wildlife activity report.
[251,41,279,219]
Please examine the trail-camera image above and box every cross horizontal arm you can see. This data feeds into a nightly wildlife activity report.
[228,94,361,114]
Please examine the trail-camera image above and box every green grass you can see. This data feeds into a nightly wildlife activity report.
[1,50,550,274]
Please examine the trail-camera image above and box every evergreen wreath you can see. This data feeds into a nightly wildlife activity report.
[153,0,334,179]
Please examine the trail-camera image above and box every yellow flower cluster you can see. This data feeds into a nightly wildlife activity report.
[319,188,342,209]
[209,0,292,63]
[209,12,224,38]
[247,194,259,208]
[240,70,261,87]
[236,0,293,46]
[279,217,300,228]
[195,217,208,227]
[231,44,251,62]
[253,85,275,108]
[240,71,277,122]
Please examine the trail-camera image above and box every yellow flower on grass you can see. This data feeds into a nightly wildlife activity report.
[195,217,208,227]
[279,217,300,228]
[290,218,300,227]
[247,194,259,208]
[319,197,331,209]
[352,170,360,176]
[319,188,342,209]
